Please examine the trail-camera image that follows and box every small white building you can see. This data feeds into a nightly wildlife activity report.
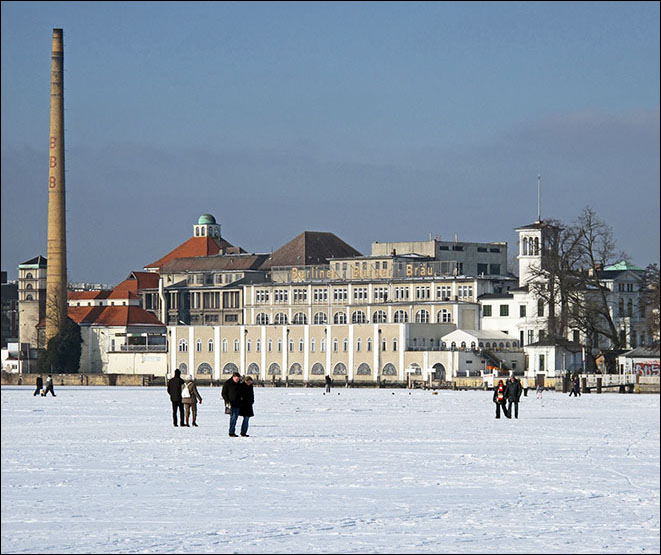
[524,337,583,381]
[618,345,660,376]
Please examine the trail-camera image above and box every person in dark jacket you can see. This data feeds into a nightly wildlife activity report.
[325,374,332,393]
[222,371,242,437]
[167,369,186,427]
[239,376,255,437]
[492,379,509,419]
[34,375,43,396]
[505,376,523,419]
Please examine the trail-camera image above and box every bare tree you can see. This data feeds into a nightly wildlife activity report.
[640,263,660,343]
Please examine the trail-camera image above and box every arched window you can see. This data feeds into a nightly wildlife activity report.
[451,341,457,350]
[288,339,294,352]
[233,339,239,352]
[393,338,398,351]
[470,342,476,350]
[246,339,251,352]
[178,339,188,352]
[311,363,325,375]
[356,338,361,352]
[293,312,307,325]
[382,363,397,376]
[343,339,348,352]
[277,340,282,352]
[196,339,202,352]
[299,339,304,352]
[256,339,261,352]
[178,363,187,373]
[267,339,273,352]
[372,310,387,323]
[627,299,633,318]
[321,338,326,352]
[222,338,228,352]
[197,362,212,374]
[268,363,280,375]
[289,363,302,375]
[274,313,288,325]
[367,338,372,351]
[333,362,347,375]
[352,311,367,324]
[247,363,260,376]
[357,363,371,375]
[522,237,528,256]
[437,309,452,323]
[310,338,316,352]
[26,283,33,290]
[333,339,339,352]
[313,312,327,325]
[208,339,214,352]
[256,313,269,325]
[408,363,422,375]
[415,310,429,323]
[334,312,347,324]
[460,341,466,349]
[26,272,33,279]
[537,298,544,317]
[394,310,408,323]
[223,363,238,375]
[533,237,539,255]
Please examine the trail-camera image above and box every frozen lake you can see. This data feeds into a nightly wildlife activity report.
[1,385,659,554]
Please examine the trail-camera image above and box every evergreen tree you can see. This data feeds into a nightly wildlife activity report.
[36,317,82,373]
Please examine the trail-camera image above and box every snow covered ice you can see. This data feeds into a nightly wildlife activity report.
[1,386,659,554]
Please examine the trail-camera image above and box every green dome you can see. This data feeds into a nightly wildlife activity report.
[198,213,217,225]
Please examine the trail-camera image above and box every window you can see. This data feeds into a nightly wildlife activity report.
[313,312,328,325]
[352,311,367,324]
[537,299,544,317]
[483,305,492,317]
[367,338,372,351]
[321,339,326,352]
[334,312,347,324]
[256,339,261,352]
[178,339,188,352]
[393,338,398,351]
[299,339,304,352]
[311,339,316,352]
[289,339,294,352]
[356,338,361,352]
[234,339,239,352]
[394,310,408,323]
[277,340,282,352]
[500,305,509,317]
[246,339,251,352]
[208,339,214,352]
[333,339,339,352]
[196,339,202,352]
[268,339,273,352]
[256,313,269,325]
[343,339,348,352]
[274,313,288,325]
[437,309,452,323]
[373,310,387,323]
[293,312,307,325]
[520,305,526,317]
[222,338,228,352]
[415,310,429,323]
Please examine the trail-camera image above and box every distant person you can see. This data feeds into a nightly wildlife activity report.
[239,375,255,437]
[167,369,186,426]
[492,379,509,419]
[325,374,332,393]
[34,375,43,396]
[221,371,242,437]
[43,374,56,397]
[505,376,522,419]
[536,384,544,400]
[181,374,203,427]
[569,377,581,397]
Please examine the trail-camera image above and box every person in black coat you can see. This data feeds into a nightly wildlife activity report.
[325,374,332,393]
[34,375,43,396]
[221,371,242,437]
[238,376,255,437]
[167,369,186,427]
[43,374,56,397]
[492,379,509,419]
[505,376,523,419]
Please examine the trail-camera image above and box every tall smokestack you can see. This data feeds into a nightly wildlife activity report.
[46,28,67,342]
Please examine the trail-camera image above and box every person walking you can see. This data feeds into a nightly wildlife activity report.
[44,374,56,397]
[492,379,509,419]
[325,374,332,393]
[167,369,186,426]
[536,384,544,400]
[505,376,522,419]
[239,375,255,437]
[569,377,581,397]
[34,375,43,396]
[221,371,242,437]
[181,374,203,427]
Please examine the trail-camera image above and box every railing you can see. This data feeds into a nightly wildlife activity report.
[118,345,167,353]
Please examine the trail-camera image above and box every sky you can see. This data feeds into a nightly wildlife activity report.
[1,1,659,285]
[1,386,660,553]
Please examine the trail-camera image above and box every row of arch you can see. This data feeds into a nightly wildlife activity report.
[178,361,410,377]
[255,309,452,325]
[521,236,540,256]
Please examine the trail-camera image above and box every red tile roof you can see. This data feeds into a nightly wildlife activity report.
[38,306,164,328]
[68,290,111,301]
[145,236,241,271]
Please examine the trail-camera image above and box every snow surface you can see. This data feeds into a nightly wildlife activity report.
[1,386,659,554]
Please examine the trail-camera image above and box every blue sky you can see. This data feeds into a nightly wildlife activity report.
[1,1,659,284]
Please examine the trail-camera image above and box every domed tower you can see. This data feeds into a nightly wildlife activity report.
[193,214,221,239]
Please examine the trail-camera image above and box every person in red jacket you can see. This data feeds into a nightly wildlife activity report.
[492,379,509,419]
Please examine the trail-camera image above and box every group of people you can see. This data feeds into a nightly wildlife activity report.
[166,369,255,436]
[569,376,582,397]
[166,369,203,427]
[33,374,55,397]
[492,376,523,419]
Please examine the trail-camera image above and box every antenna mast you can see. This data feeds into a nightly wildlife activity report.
[537,175,541,222]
